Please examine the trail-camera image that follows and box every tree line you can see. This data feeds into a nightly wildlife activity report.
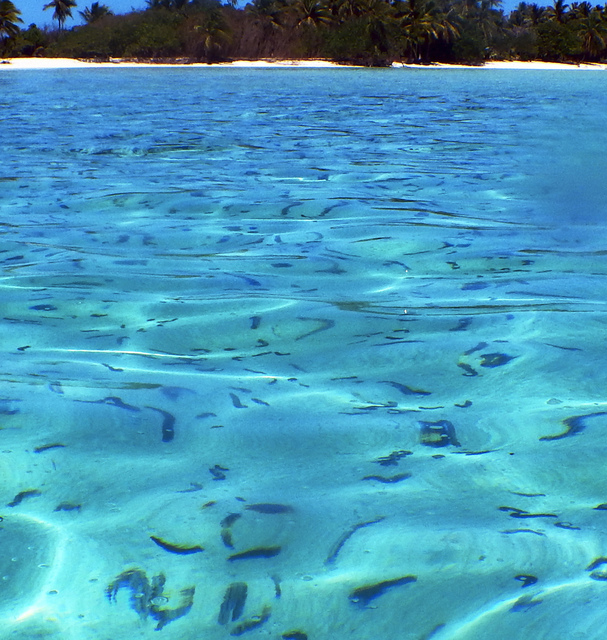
[1,0,606,65]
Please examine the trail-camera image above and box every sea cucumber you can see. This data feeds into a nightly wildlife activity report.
[145,406,176,442]
[244,503,294,514]
[374,450,412,466]
[228,546,281,561]
[230,605,271,636]
[7,489,41,507]
[34,443,66,453]
[540,412,607,441]
[218,582,248,624]
[150,536,204,555]
[325,517,385,566]
[362,473,411,483]
[349,575,417,608]
[151,586,195,631]
[379,381,431,396]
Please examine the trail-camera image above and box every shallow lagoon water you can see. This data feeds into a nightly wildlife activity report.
[1,67,607,639]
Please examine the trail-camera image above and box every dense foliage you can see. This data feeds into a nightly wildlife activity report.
[3,0,607,65]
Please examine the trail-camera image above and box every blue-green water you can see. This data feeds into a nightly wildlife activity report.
[1,67,607,639]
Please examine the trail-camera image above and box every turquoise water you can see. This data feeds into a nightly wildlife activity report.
[1,67,607,639]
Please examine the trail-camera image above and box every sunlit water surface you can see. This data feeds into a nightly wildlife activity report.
[1,67,607,639]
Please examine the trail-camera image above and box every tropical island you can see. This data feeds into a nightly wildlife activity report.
[1,0,606,66]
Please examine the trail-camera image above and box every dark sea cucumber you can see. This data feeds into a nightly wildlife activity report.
[362,473,411,483]
[540,412,607,441]
[7,489,41,507]
[150,536,204,555]
[325,517,385,566]
[34,443,66,453]
[230,605,271,636]
[228,546,281,561]
[218,582,248,624]
[244,503,294,514]
[349,575,417,608]
[145,406,176,442]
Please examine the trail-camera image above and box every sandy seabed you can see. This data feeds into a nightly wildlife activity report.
[1,57,606,69]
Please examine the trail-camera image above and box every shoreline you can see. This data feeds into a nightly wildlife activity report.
[1,57,606,70]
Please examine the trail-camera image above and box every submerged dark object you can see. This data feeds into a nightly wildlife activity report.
[33,443,66,453]
[539,411,607,441]
[325,517,385,566]
[7,489,41,507]
[479,352,515,368]
[218,582,248,625]
[244,503,294,514]
[419,420,460,447]
[230,605,271,636]
[514,574,538,588]
[586,557,607,580]
[282,632,308,640]
[457,363,478,377]
[152,587,195,630]
[210,464,230,480]
[54,502,81,512]
[228,546,281,561]
[374,450,412,466]
[362,473,411,483]
[146,406,176,442]
[380,381,431,396]
[150,535,204,555]
[349,575,417,608]
[510,594,542,612]
[106,568,195,630]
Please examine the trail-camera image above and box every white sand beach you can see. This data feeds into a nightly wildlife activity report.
[2,57,606,69]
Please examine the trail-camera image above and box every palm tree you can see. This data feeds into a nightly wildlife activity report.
[79,2,113,22]
[193,7,232,60]
[396,0,458,61]
[0,0,22,54]
[43,0,78,31]
[291,0,332,27]
[576,7,607,58]
[545,0,569,22]
[569,0,592,18]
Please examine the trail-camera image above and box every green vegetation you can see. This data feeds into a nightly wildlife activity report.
[0,0,22,55]
[3,0,607,64]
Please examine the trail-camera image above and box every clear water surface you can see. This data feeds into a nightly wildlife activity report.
[1,67,607,639]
